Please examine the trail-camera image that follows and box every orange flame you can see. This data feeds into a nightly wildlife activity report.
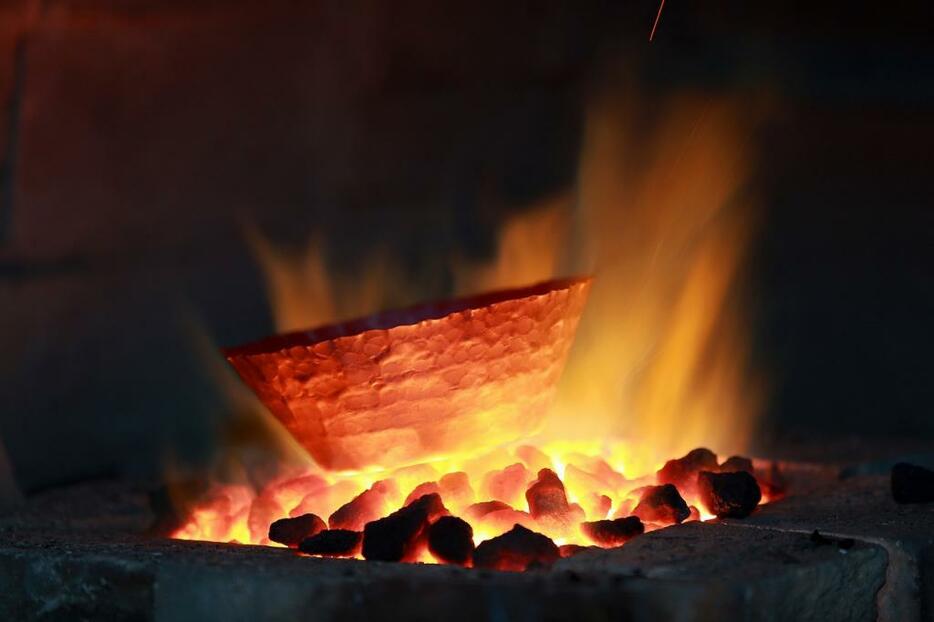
[172,89,765,556]
[452,92,763,472]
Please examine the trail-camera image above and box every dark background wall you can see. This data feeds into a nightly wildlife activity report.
[0,0,931,493]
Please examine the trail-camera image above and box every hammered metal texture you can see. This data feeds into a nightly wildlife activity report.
[226,278,592,471]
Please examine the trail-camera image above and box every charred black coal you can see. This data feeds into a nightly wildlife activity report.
[298,529,363,557]
[473,524,560,571]
[891,462,934,504]
[580,516,644,547]
[362,493,447,562]
[426,516,474,566]
[268,513,326,547]
[657,448,718,494]
[697,470,761,518]
[632,484,691,524]
[403,482,441,507]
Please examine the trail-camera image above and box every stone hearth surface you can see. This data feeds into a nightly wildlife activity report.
[1,446,932,621]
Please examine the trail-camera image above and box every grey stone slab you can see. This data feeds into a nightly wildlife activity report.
[730,476,933,550]
[0,532,642,622]
[0,518,889,622]
[722,475,934,621]
[0,479,154,534]
[557,520,887,622]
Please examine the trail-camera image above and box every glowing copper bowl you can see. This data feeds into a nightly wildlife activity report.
[225,277,592,471]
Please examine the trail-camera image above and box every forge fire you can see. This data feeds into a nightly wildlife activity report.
[2,0,932,619]
[173,442,781,570]
[172,278,782,570]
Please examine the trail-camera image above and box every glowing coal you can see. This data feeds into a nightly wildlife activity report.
[173,443,778,570]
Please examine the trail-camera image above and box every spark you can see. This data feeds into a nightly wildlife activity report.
[649,0,666,42]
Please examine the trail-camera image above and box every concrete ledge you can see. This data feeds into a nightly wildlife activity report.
[1,474,928,621]
[0,519,889,622]
[558,521,887,622]
[0,533,628,621]
[723,475,934,622]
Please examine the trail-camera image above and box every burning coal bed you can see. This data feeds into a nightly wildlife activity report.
[173,447,784,571]
[174,279,782,570]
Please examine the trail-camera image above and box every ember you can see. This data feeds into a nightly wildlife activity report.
[464,500,512,521]
[697,470,762,518]
[580,516,644,547]
[558,544,592,558]
[632,484,691,525]
[720,456,755,474]
[525,468,571,519]
[473,524,560,571]
[328,480,398,531]
[362,493,447,562]
[173,443,777,569]
[484,463,530,507]
[268,513,325,548]
[657,448,718,496]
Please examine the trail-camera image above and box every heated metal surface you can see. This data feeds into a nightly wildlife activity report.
[226,278,592,470]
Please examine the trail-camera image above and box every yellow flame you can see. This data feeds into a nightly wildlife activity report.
[448,92,762,471]
[173,88,765,550]
[554,93,760,468]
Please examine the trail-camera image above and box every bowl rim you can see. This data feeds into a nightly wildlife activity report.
[224,275,592,358]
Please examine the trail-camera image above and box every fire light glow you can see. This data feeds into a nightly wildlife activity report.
[172,439,746,551]
[172,91,769,566]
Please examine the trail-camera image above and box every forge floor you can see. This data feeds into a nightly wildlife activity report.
[1,445,932,622]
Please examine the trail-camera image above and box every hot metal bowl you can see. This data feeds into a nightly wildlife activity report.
[225,277,592,471]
